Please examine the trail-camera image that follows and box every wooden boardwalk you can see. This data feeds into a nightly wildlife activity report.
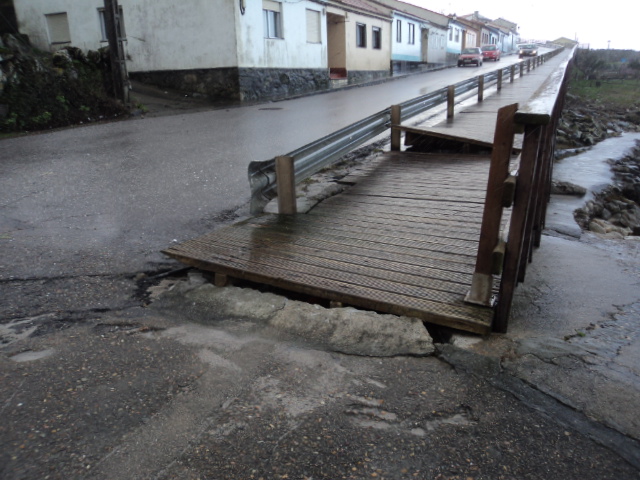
[165,151,507,334]
[165,50,572,335]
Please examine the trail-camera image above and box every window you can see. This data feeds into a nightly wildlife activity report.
[396,19,401,43]
[408,23,415,45]
[454,28,460,43]
[263,0,282,39]
[45,12,71,45]
[98,6,126,42]
[449,27,453,41]
[356,23,366,48]
[306,9,320,43]
[372,26,381,49]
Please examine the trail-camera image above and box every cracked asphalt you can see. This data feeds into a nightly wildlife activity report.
[2,76,640,478]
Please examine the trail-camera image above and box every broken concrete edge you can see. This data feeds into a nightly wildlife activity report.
[149,272,435,358]
[436,343,640,471]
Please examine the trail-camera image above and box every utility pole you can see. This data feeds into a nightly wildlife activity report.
[103,0,129,105]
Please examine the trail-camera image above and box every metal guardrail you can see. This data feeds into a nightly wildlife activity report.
[248,49,562,214]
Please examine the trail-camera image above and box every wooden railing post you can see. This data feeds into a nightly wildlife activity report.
[497,69,503,91]
[391,105,401,151]
[465,104,518,307]
[447,85,455,119]
[494,124,542,332]
[275,155,297,214]
[478,75,485,102]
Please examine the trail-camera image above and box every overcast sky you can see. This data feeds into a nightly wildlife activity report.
[408,0,639,51]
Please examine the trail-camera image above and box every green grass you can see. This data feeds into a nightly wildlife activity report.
[568,78,640,109]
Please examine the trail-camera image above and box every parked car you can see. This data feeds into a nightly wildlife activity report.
[518,44,538,58]
[457,47,483,67]
[481,44,501,61]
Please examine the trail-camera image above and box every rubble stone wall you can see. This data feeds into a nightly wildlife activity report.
[129,67,242,102]
[238,67,330,102]
[347,69,390,86]
[130,67,333,103]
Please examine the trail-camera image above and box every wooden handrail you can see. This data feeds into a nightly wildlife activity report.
[492,47,576,332]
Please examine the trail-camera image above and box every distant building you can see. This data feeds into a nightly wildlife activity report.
[553,37,579,49]
[371,0,448,71]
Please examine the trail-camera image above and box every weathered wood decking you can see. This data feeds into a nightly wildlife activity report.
[165,51,572,335]
[165,151,509,334]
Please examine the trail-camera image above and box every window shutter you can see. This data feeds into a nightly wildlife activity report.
[306,9,320,43]
[263,0,281,12]
[46,13,71,44]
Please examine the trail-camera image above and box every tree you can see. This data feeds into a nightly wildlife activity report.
[575,49,607,81]
[629,59,640,81]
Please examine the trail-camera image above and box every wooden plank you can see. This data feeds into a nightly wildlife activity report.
[260,214,481,248]
[166,150,498,334]
[164,249,494,334]
[177,236,472,299]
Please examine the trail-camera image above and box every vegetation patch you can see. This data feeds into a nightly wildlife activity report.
[569,48,640,112]
[0,34,127,133]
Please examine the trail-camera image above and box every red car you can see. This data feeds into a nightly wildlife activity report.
[481,44,501,61]
[457,47,483,67]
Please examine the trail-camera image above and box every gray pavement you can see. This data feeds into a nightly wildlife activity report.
[2,48,640,479]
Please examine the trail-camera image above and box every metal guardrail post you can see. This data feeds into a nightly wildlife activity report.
[478,75,485,102]
[391,105,401,151]
[497,69,503,91]
[447,85,455,119]
[275,156,296,214]
[510,65,515,83]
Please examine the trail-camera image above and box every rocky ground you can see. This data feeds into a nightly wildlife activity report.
[555,93,640,238]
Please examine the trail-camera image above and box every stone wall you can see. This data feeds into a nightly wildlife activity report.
[129,67,242,101]
[347,69,390,86]
[130,67,332,103]
[238,68,330,102]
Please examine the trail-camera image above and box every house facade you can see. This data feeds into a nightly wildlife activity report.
[389,10,424,73]
[11,1,525,102]
[12,0,393,101]
[456,17,481,48]
[446,17,466,60]
[325,0,392,85]
[491,18,520,53]
[372,0,447,68]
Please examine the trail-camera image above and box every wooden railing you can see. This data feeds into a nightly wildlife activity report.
[468,48,576,332]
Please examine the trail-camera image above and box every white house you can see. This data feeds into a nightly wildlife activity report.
[12,0,394,101]
[372,0,447,68]
[446,16,466,60]
[491,18,520,54]
[325,0,392,85]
